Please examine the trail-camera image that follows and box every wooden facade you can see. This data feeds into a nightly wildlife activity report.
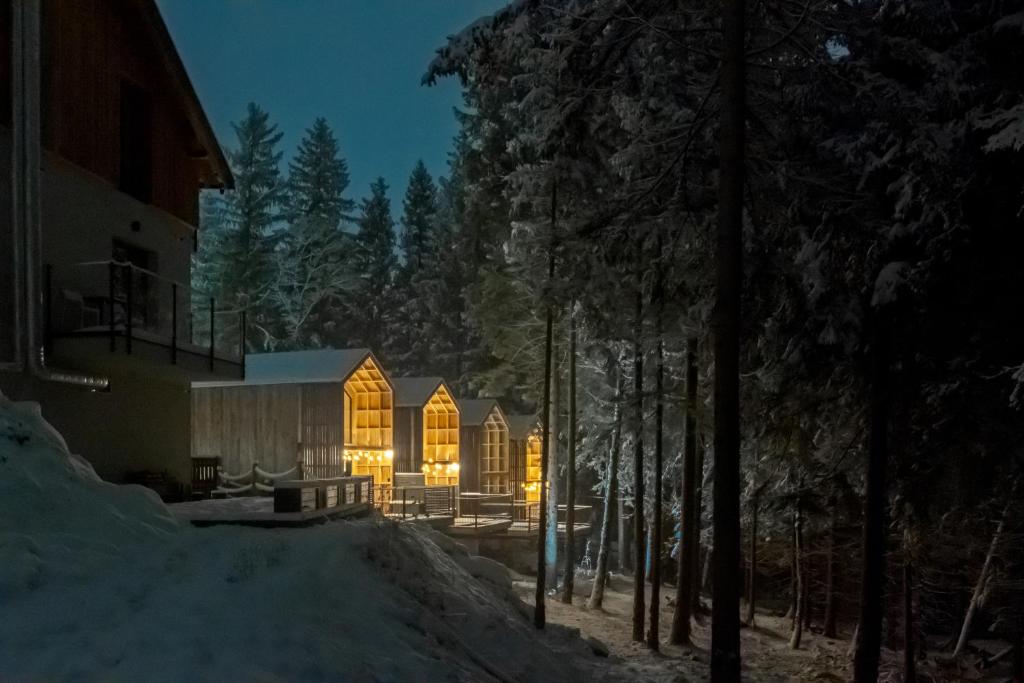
[0,0,231,225]
[457,399,510,494]
[508,414,542,518]
[191,350,394,484]
[392,377,460,486]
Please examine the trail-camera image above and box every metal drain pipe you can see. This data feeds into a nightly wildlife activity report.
[11,0,108,390]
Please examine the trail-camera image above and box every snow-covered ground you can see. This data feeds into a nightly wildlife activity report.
[0,392,612,682]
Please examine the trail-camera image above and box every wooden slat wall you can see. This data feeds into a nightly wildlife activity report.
[5,0,205,225]
[191,385,303,476]
[393,406,415,474]
[459,426,480,493]
[510,438,526,504]
[300,383,345,479]
[0,1,10,127]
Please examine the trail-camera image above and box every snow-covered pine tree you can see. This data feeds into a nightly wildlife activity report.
[273,118,356,349]
[348,177,398,352]
[388,161,440,372]
[192,102,285,352]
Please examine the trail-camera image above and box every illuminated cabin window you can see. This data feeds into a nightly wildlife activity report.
[480,410,509,494]
[524,434,543,505]
[422,385,460,486]
[343,357,394,486]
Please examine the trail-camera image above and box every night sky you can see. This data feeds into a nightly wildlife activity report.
[156,0,506,204]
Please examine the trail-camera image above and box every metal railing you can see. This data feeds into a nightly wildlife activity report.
[374,484,459,519]
[44,261,244,365]
[458,492,514,528]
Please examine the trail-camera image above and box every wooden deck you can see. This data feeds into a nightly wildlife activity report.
[386,514,455,530]
[170,496,372,527]
[445,516,514,536]
[505,521,591,538]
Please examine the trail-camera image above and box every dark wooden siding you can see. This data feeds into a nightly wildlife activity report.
[510,438,526,504]
[0,1,10,127]
[192,383,351,480]
[393,406,422,474]
[459,426,480,492]
[0,1,204,225]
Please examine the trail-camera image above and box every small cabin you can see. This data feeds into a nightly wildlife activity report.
[508,414,543,521]
[457,399,510,494]
[391,377,460,486]
[191,349,394,485]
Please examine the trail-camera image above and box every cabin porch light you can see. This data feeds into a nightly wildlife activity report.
[384,450,394,460]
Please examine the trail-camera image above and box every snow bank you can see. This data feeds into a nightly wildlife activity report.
[0,392,601,682]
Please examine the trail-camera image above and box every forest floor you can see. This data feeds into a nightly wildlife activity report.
[513,572,852,682]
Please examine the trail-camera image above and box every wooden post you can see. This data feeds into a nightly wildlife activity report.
[296,458,304,481]
[208,297,215,371]
[43,262,52,356]
[171,282,178,365]
[108,261,116,352]
[124,264,133,354]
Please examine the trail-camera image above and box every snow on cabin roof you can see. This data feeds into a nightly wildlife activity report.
[192,349,386,388]
[391,377,447,408]
[457,399,506,427]
[506,414,540,441]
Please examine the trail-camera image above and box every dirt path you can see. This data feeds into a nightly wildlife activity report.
[514,572,852,682]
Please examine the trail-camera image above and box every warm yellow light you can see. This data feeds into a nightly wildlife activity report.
[451,463,460,472]
[421,464,429,473]
[384,450,394,460]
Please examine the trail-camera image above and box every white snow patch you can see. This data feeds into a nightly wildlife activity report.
[0,391,602,682]
[871,261,910,307]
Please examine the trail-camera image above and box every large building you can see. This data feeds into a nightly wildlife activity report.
[0,0,237,489]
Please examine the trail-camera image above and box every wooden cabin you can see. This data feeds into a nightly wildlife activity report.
[391,377,460,486]
[457,399,510,494]
[508,414,543,521]
[191,349,394,485]
[0,0,236,492]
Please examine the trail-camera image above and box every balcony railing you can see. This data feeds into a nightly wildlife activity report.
[45,260,244,368]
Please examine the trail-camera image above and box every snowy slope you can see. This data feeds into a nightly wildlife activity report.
[0,392,605,682]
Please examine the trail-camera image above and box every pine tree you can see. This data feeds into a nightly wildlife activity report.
[349,177,398,352]
[193,102,285,352]
[274,118,356,349]
[287,117,355,226]
[389,161,440,372]
[399,160,439,274]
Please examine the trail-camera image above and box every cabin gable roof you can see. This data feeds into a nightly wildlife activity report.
[457,399,506,427]
[391,377,452,408]
[192,349,391,389]
[506,414,540,441]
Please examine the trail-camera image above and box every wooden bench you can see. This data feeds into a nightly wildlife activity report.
[191,456,220,499]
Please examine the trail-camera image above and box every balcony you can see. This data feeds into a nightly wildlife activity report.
[45,260,244,380]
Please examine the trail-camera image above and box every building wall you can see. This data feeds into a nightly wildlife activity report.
[459,426,480,493]
[0,0,207,225]
[191,384,305,477]
[0,362,192,486]
[393,406,422,474]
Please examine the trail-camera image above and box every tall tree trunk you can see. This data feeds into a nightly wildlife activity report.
[693,441,706,615]
[711,0,746,677]
[619,488,630,572]
[823,494,839,639]
[671,336,699,645]
[953,491,1015,658]
[631,276,646,643]
[903,559,916,683]
[787,513,798,623]
[533,175,558,629]
[853,306,894,682]
[546,345,562,589]
[790,503,805,650]
[588,365,624,610]
[647,258,665,649]
[561,304,578,604]
[745,487,759,627]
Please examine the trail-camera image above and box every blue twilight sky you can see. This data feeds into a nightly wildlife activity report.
[156,0,506,209]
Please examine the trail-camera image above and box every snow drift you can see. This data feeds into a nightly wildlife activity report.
[0,391,602,682]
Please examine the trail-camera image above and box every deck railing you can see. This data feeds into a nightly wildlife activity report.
[458,492,514,528]
[45,260,244,365]
[375,484,459,519]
